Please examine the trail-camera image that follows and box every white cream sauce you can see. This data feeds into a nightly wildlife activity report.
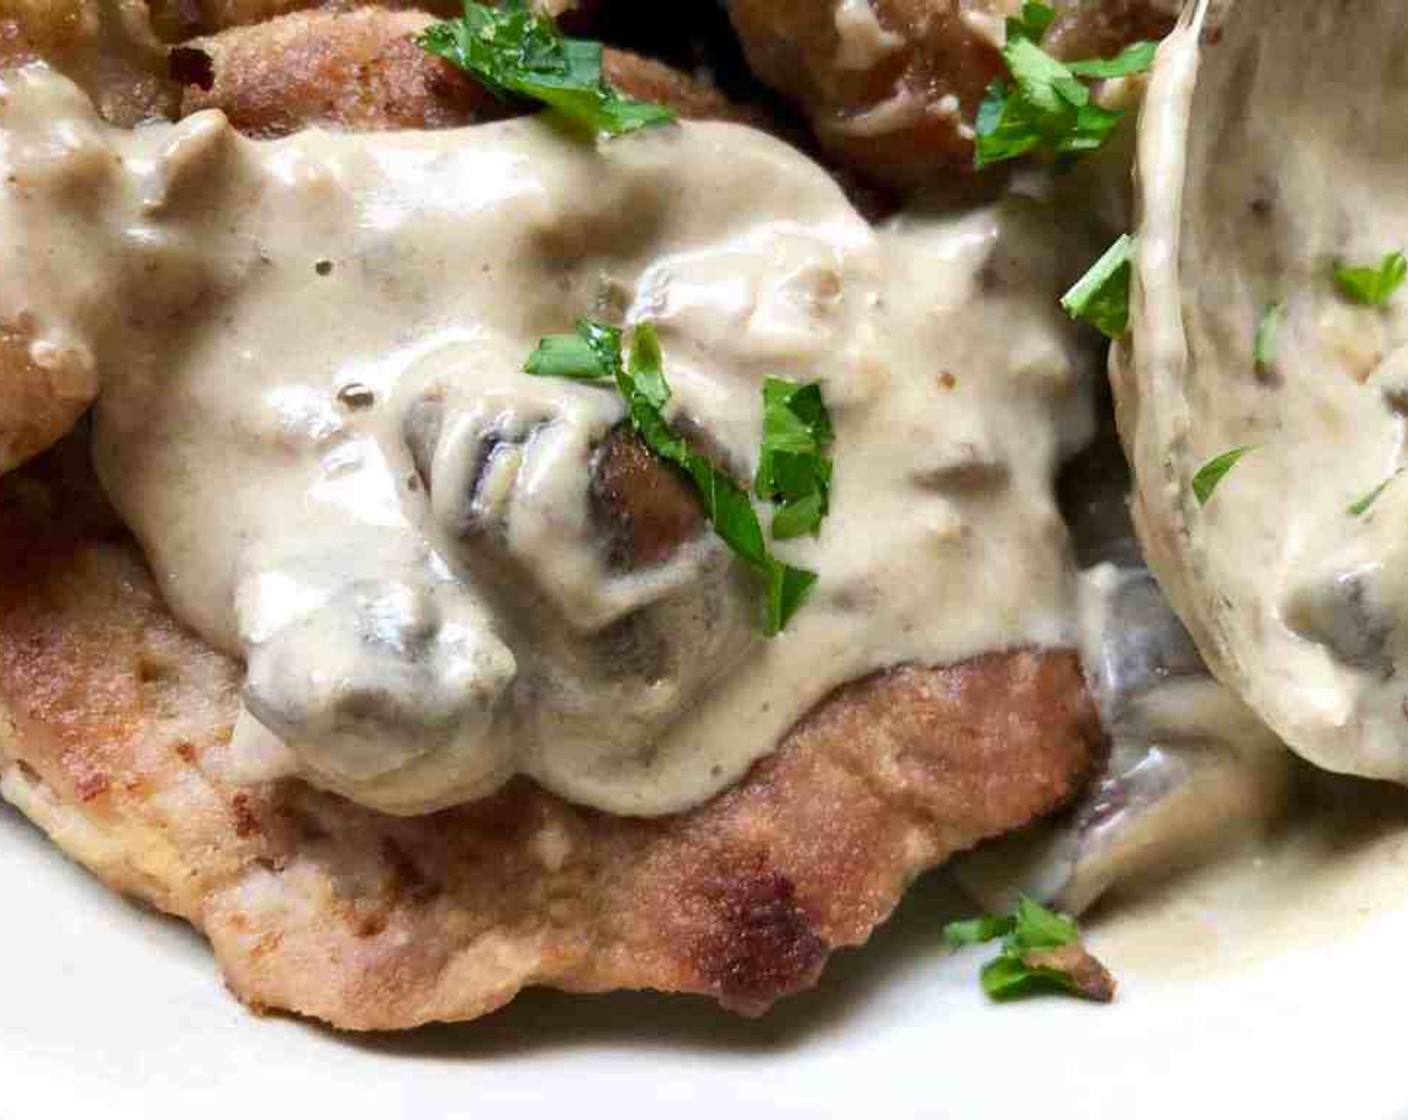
[0,64,1095,816]
[1091,768,1408,982]
[1120,0,1408,784]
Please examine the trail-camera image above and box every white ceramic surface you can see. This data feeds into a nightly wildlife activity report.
[6,791,1408,1120]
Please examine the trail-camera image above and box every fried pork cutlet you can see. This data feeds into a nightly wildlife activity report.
[0,4,745,480]
[723,0,1181,187]
[0,7,1101,1028]
[148,0,451,40]
[0,0,176,121]
[0,437,1099,1028]
[175,6,751,134]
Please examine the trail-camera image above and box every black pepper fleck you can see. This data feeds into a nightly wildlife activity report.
[315,259,334,276]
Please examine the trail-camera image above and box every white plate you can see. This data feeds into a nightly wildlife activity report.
[6,789,1408,1120]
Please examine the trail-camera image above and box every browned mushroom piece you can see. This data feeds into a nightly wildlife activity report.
[590,425,706,569]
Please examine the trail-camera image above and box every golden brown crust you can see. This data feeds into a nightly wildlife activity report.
[0,0,176,124]
[725,0,1005,188]
[0,329,100,476]
[723,0,1179,188]
[176,7,750,135]
[1044,0,1179,60]
[0,440,1101,1028]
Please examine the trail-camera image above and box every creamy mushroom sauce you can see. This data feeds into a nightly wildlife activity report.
[0,63,1096,816]
[1119,0,1408,783]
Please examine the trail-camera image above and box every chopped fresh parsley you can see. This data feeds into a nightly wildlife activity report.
[525,318,622,379]
[943,896,1115,1003]
[1348,468,1404,516]
[755,378,834,540]
[1253,302,1284,373]
[418,0,674,138]
[943,913,1015,949]
[1008,1,1056,42]
[1061,233,1133,338]
[1192,445,1255,506]
[974,3,1156,169]
[1065,40,1158,79]
[1333,251,1407,307]
[525,319,818,633]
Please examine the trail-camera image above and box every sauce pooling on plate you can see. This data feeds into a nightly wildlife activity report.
[0,64,1093,816]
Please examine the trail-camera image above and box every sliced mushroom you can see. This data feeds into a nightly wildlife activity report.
[958,424,1293,913]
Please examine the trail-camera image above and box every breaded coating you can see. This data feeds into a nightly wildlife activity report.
[145,0,585,40]
[724,0,1180,187]
[1043,0,1180,59]
[176,7,750,134]
[0,439,1101,1028]
[0,330,99,477]
[0,0,175,122]
[148,0,441,40]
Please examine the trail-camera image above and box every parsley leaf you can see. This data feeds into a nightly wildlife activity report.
[943,914,1015,949]
[418,0,674,138]
[1253,302,1284,374]
[766,563,818,636]
[755,378,834,541]
[974,12,1154,169]
[1061,234,1133,338]
[1008,1,1056,43]
[525,318,621,380]
[524,320,818,633]
[1066,40,1158,78]
[944,896,1115,1003]
[1348,468,1404,516]
[1009,896,1080,948]
[1333,251,1407,307]
[1192,445,1255,506]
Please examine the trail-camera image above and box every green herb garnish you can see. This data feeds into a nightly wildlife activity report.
[1192,445,1255,506]
[526,319,818,633]
[1061,233,1133,337]
[1348,468,1404,516]
[1333,251,1407,307]
[418,0,674,138]
[943,896,1115,1002]
[525,318,622,379]
[943,914,1016,948]
[1008,1,1056,42]
[1065,40,1158,79]
[974,3,1155,169]
[1253,302,1284,373]
[755,378,834,540]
